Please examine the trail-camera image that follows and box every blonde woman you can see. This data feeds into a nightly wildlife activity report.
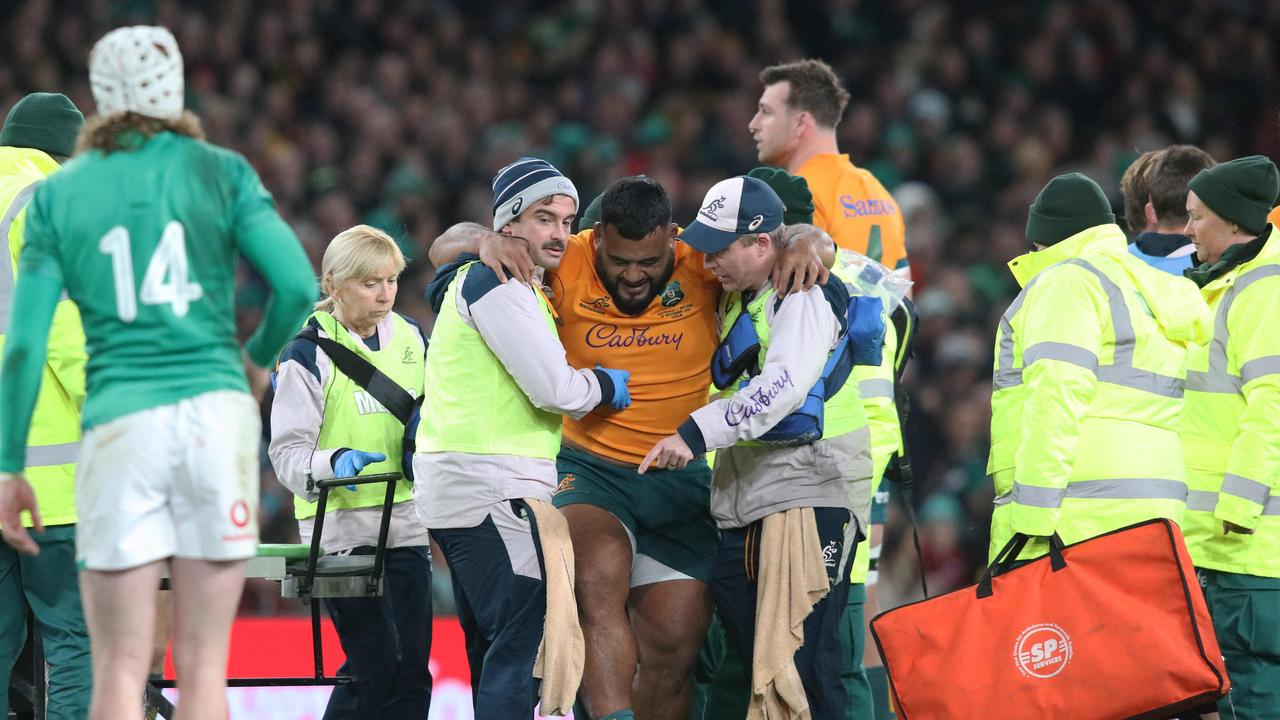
[269,225,432,718]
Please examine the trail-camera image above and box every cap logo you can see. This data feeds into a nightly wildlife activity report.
[748,215,764,231]
[557,180,572,190]
[511,196,523,216]
[701,195,727,221]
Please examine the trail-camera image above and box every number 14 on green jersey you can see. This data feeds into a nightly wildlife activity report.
[98,221,204,322]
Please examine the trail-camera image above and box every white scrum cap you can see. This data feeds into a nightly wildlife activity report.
[89,26,185,121]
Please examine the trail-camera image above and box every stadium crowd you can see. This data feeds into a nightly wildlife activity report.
[7,0,1280,718]
[3,0,1279,617]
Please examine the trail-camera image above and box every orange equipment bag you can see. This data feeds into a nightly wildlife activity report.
[870,519,1230,719]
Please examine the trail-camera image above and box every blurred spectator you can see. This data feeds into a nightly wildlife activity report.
[3,0,1278,610]
[917,494,971,594]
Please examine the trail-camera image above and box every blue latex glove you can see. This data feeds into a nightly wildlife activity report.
[333,450,386,490]
[595,366,631,410]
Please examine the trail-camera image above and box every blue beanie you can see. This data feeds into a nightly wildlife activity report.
[491,157,579,230]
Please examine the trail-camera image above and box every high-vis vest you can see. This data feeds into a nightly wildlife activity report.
[293,311,420,520]
[717,285,868,445]
[418,262,563,459]
[1182,229,1280,578]
[988,225,1211,560]
[0,146,84,527]
[849,309,900,584]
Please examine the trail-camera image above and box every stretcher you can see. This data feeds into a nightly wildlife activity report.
[145,472,403,717]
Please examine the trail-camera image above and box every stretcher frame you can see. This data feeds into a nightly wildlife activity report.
[146,472,402,714]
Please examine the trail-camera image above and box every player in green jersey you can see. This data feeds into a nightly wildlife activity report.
[0,26,316,720]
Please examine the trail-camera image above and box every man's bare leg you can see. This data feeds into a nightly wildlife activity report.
[630,579,713,720]
[143,589,173,720]
[81,562,163,720]
[562,504,636,717]
[151,589,171,676]
[169,558,246,720]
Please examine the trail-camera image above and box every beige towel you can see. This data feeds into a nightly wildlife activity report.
[526,498,584,716]
[749,507,831,720]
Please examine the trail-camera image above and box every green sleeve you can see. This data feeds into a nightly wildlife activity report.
[1,214,64,472]
[9,198,85,411]
[231,157,318,367]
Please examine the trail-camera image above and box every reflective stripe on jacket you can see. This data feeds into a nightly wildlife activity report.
[988,224,1210,560]
[849,309,899,584]
[0,146,85,527]
[1182,228,1280,578]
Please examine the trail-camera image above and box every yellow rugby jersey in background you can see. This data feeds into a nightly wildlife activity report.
[548,229,720,465]
[797,153,909,271]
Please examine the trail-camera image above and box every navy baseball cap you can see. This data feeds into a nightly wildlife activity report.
[681,176,785,254]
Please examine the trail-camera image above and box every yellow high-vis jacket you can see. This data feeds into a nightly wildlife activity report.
[1182,228,1280,578]
[988,224,1211,560]
[0,146,86,527]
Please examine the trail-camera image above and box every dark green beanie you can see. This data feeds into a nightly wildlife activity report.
[577,192,604,232]
[1187,155,1279,235]
[0,93,84,159]
[1026,172,1115,246]
[748,167,814,224]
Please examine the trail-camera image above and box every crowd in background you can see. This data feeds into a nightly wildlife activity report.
[3,0,1279,612]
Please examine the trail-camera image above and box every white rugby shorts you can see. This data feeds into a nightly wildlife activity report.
[75,390,261,570]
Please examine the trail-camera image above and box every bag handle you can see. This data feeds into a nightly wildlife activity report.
[295,325,417,426]
[976,532,1067,599]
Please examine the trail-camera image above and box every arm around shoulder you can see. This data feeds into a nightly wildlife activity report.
[784,223,836,268]
[431,222,535,285]
[771,224,834,293]
[429,222,491,267]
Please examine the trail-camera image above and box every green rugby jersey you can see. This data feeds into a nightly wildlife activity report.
[0,131,315,468]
